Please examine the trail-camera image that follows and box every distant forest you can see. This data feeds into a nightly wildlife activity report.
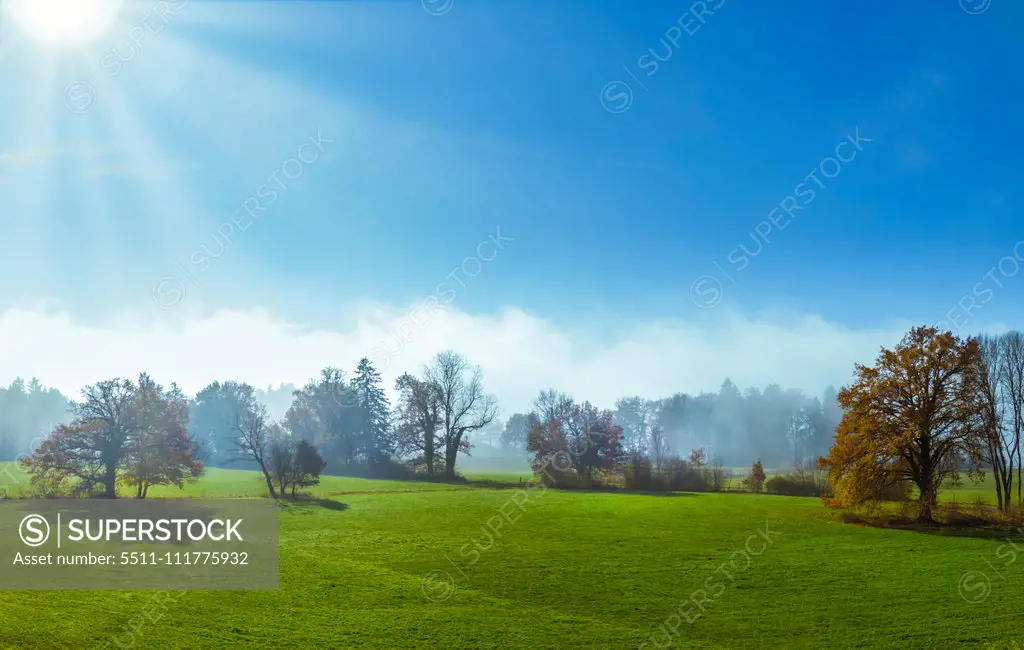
[0,373,841,470]
[496,381,843,470]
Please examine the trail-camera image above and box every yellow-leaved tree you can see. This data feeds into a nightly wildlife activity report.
[819,326,986,522]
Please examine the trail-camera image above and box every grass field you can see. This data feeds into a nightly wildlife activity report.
[1,463,1023,648]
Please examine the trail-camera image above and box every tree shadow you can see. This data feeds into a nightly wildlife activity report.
[915,526,1023,540]
[635,490,701,497]
[512,484,704,497]
[838,511,1024,541]
[461,478,538,490]
[317,468,729,497]
[283,497,349,513]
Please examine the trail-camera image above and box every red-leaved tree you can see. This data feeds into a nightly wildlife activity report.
[21,374,202,498]
[122,374,203,498]
[528,398,625,481]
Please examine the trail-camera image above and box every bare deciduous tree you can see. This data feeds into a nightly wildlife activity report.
[425,351,497,479]
[709,457,728,492]
[1000,332,1024,506]
[614,396,658,455]
[977,336,1013,510]
[532,389,572,424]
[232,399,278,498]
[648,424,670,469]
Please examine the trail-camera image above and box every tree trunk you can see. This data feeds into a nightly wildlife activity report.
[917,498,935,522]
[995,467,1005,512]
[425,428,435,477]
[104,467,118,499]
[916,477,936,522]
[142,483,149,499]
[444,445,458,479]
[1014,417,1022,506]
[1008,459,1016,512]
[258,462,278,499]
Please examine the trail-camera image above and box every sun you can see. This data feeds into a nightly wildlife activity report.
[5,0,124,46]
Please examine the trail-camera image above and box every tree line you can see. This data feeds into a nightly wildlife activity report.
[506,392,782,494]
[500,383,843,470]
[8,351,500,498]
[190,351,499,483]
[2,348,848,497]
[16,325,1018,516]
[0,378,72,461]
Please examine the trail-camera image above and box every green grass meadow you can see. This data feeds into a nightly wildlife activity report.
[0,463,1022,648]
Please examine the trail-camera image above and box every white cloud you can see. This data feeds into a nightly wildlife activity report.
[0,304,909,414]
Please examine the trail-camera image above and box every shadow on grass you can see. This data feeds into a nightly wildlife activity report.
[461,478,539,490]
[283,496,350,513]
[322,472,542,492]
[319,469,725,497]
[534,485,702,497]
[838,509,1024,541]
[414,476,708,497]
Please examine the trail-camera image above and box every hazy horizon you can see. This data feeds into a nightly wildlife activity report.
[2,303,1005,417]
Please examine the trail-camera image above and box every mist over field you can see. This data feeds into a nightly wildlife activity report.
[0,354,847,474]
[0,305,907,412]
[0,304,894,471]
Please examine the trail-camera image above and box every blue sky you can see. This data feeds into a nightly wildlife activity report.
[0,0,1021,407]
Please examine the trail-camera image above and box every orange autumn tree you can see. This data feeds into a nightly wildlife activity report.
[819,326,986,522]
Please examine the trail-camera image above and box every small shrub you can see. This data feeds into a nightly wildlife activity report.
[937,502,990,527]
[897,499,916,519]
[765,475,821,497]
[539,466,592,489]
[624,454,653,490]
[658,456,711,492]
[766,462,833,497]
[623,455,712,492]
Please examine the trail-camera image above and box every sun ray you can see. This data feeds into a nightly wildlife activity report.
[64,88,121,305]
[5,0,124,46]
[1,0,360,314]
[92,76,212,271]
[0,52,60,294]
[132,32,358,163]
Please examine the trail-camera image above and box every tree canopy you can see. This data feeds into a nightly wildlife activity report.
[21,374,202,498]
[820,327,987,521]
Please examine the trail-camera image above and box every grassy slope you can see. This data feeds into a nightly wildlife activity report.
[0,462,1007,502]
[0,466,1022,648]
[0,465,535,499]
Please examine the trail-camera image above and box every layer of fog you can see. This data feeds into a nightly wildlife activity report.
[0,303,917,470]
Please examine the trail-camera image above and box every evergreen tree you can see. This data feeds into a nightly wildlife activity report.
[352,358,392,465]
